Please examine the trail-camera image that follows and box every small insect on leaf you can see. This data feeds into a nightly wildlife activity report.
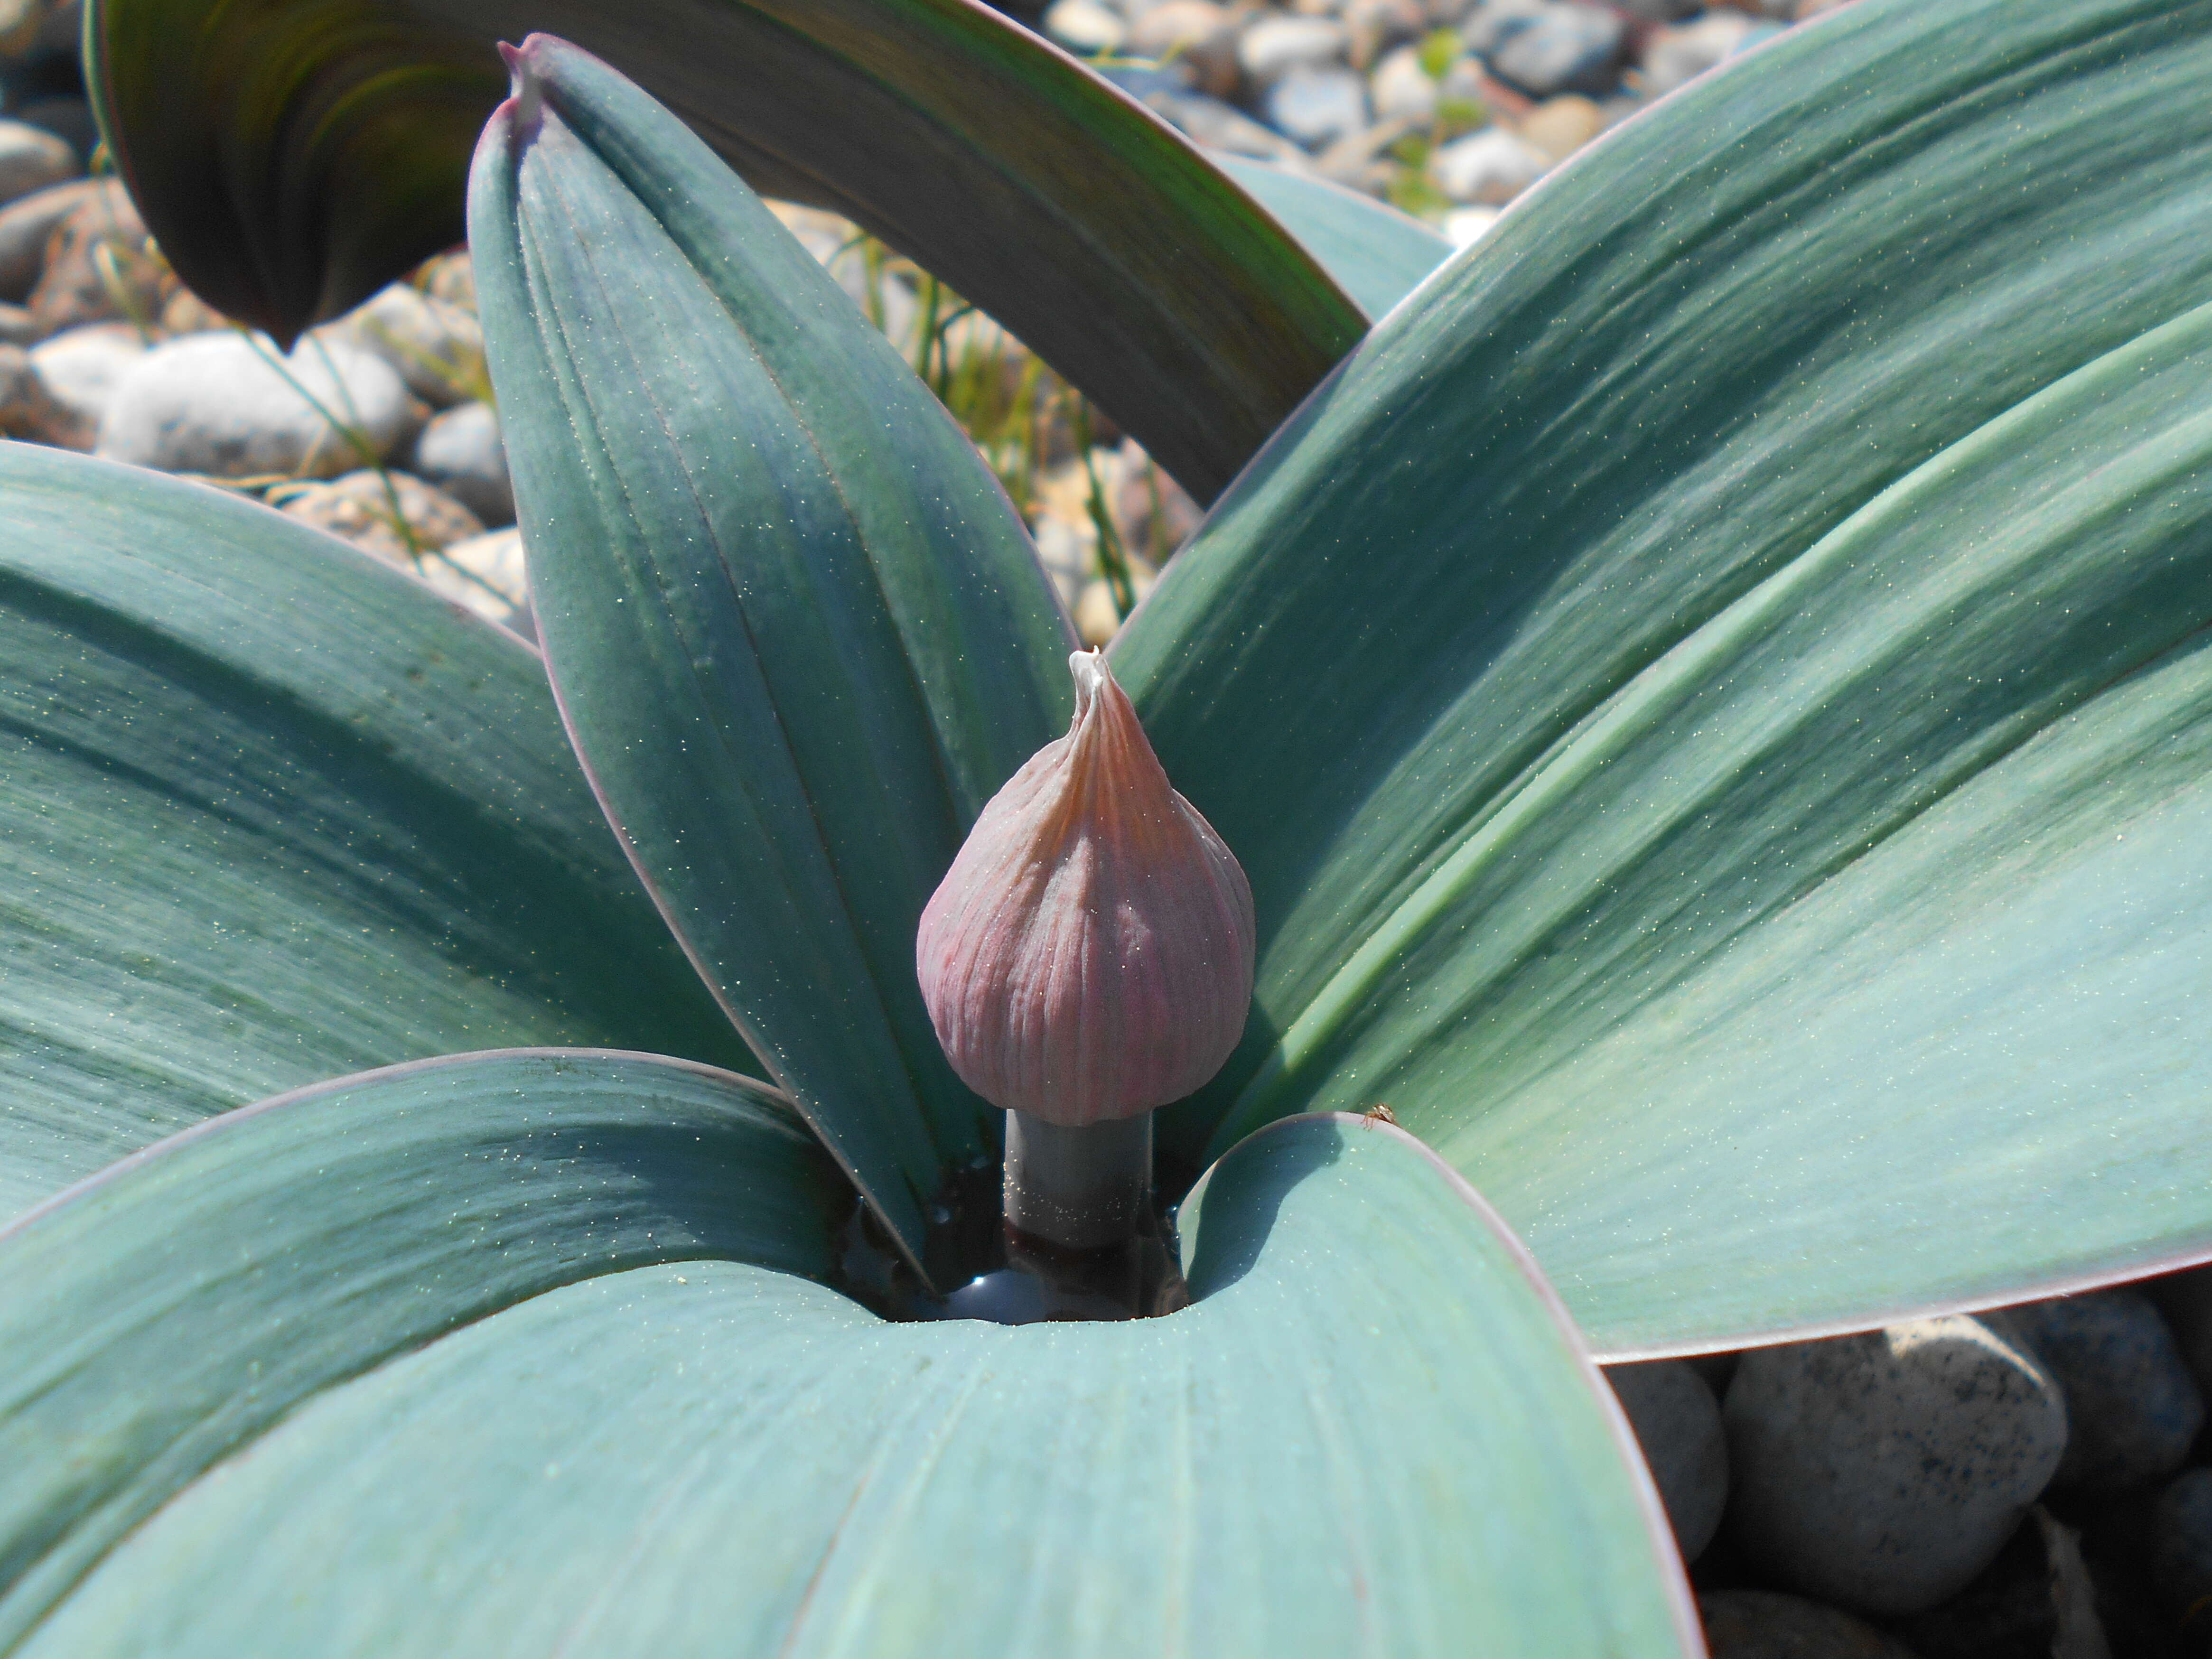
[1362,1102,1399,1128]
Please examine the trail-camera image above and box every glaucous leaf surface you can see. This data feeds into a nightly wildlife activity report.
[1116,0,2212,1352]
[0,1049,847,1651]
[0,447,744,1221]
[0,1105,1695,1658]
[1213,155,1454,322]
[472,37,1074,1270]
[83,0,1365,501]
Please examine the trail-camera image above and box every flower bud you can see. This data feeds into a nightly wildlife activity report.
[916,649,1255,1127]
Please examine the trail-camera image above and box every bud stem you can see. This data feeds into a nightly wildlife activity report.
[1003,1109,1153,1250]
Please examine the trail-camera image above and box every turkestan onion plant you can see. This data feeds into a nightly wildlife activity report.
[4,0,2212,1650]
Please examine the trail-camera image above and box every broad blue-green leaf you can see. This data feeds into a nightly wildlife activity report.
[471,37,1073,1274]
[0,1049,846,1651]
[83,0,1366,501]
[1214,155,1454,322]
[0,1103,1695,1657]
[0,446,745,1221]
[1118,0,2212,1352]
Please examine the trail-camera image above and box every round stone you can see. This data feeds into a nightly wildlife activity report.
[1486,1,1624,98]
[317,282,484,409]
[1041,0,1124,57]
[1430,127,1550,205]
[411,401,513,527]
[0,178,99,302]
[272,470,484,566]
[0,117,77,209]
[1605,1359,1729,1563]
[1264,66,1371,150]
[26,323,146,449]
[1723,1315,2070,1615]
[1999,1286,2203,1491]
[95,332,416,479]
[1237,14,1348,85]
[1640,10,1758,99]
[2147,1262,2212,1397]
[2151,1468,2212,1617]
[1699,1590,1922,1659]
[420,526,533,639]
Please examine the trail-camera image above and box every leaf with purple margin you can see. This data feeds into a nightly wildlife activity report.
[0,444,747,1221]
[0,1101,1696,1658]
[471,36,1073,1277]
[1120,0,2212,1352]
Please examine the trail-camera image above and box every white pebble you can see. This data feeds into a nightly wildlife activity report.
[1723,1315,2069,1615]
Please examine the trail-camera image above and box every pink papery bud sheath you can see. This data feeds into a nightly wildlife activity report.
[917,650,1256,1128]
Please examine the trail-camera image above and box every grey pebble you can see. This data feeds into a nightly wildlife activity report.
[273,469,483,566]
[423,526,533,641]
[2147,1261,2212,1397]
[97,332,416,479]
[1264,66,1371,150]
[1999,1286,2203,1491]
[1041,0,1124,56]
[6,94,95,165]
[0,339,72,444]
[2151,1467,2212,1617]
[1143,91,1311,168]
[1639,11,1759,100]
[1724,1315,2070,1615]
[1486,1,1624,98]
[411,401,513,527]
[1698,1589,1921,1659]
[1604,1358,1728,1563]
[1237,13,1347,85]
[0,177,97,302]
[1892,1506,2112,1659]
[1429,127,1549,204]
[1369,45,1440,125]
[317,282,484,410]
[28,323,147,448]
[1687,1349,1740,1395]
[0,117,75,208]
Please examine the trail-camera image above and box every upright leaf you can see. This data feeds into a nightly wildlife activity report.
[83,0,1366,500]
[1117,0,2212,1351]
[0,1104,1695,1658]
[472,37,1073,1273]
[0,447,745,1220]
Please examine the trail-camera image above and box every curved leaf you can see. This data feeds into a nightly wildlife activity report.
[0,446,746,1220]
[470,37,1073,1274]
[0,1104,1695,1657]
[0,1048,845,1650]
[82,0,1365,502]
[1213,155,1454,322]
[1116,0,2212,1351]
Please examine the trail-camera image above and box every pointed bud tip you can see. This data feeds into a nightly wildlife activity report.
[1069,646,1108,714]
[917,652,1255,1128]
[496,37,549,141]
